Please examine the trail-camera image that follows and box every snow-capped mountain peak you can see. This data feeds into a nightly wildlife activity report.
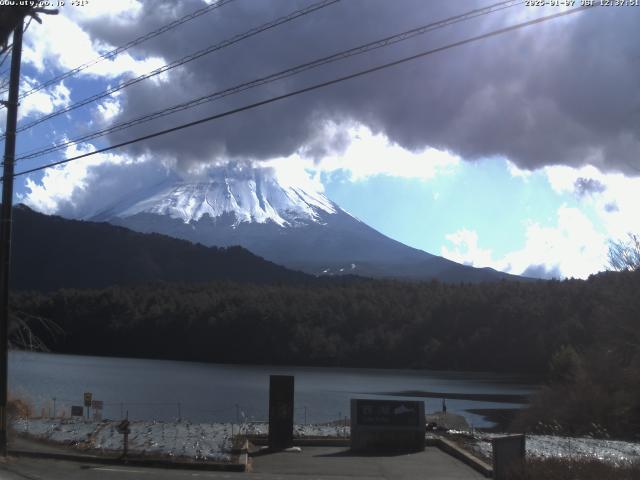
[100,167,336,228]
[93,165,519,283]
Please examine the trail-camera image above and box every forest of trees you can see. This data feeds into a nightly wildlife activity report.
[10,269,640,437]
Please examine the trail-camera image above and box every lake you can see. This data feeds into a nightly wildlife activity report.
[9,351,536,428]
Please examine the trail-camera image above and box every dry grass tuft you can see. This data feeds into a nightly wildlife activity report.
[7,392,33,420]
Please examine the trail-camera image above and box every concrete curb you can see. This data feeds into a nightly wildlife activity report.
[427,437,493,478]
[8,448,248,472]
[233,439,250,471]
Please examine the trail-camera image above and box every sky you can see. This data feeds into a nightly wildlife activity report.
[2,0,640,280]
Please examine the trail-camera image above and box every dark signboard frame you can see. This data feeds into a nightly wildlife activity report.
[350,398,425,452]
[268,375,294,450]
[70,405,84,417]
[492,434,526,480]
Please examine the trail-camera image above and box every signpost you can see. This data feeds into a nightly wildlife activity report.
[268,375,294,450]
[116,419,131,459]
[91,400,103,420]
[83,392,92,419]
[350,399,425,452]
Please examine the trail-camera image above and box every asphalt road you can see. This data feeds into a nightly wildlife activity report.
[0,447,485,479]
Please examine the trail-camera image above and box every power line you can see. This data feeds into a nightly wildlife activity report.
[4,0,340,138]
[0,46,12,71]
[0,0,237,102]
[15,0,522,163]
[22,17,33,35]
[7,5,595,181]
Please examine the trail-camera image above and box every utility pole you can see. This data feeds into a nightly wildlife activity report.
[0,7,57,456]
[0,16,23,457]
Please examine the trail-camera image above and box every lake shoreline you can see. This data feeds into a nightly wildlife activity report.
[11,348,543,381]
[9,350,538,429]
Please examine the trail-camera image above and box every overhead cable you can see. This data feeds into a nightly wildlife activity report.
[4,0,340,138]
[15,0,522,162]
[7,5,595,181]
[0,0,237,102]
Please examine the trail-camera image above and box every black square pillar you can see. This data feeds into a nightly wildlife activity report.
[268,375,294,450]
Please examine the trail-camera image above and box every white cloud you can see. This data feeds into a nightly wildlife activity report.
[22,142,148,217]
[65,0,143,21]
[506,159,533,180]
[544,164,640,241]
[18,78,71,120]
[441,206,609,279]
[260,124,460,192]
[95,95,122,123]
[441,229,494,268]
[263,156,325,194]
[308,125,460,181]
[507,207,608,279]
[22,4,163,79]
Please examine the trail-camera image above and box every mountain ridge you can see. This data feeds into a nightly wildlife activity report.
[10,204,314,292]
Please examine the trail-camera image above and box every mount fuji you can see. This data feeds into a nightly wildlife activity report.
[93,167,521,282]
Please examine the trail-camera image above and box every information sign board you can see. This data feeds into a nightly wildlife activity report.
[350,398,425,452]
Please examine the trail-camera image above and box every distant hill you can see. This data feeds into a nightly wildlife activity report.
[10,205,312,291]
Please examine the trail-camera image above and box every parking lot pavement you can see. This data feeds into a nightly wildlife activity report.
[0,446,486,480]
[251,446,486,479]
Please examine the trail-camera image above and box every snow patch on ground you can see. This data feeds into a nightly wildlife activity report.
[13,418,640,467]
[12,419,350,462]
[239,422,349,438]
[466,432,640,467]
[13,418,234,462]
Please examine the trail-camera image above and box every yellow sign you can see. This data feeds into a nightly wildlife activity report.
[83,392,92,407]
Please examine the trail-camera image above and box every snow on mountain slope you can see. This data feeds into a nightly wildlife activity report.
[104,167,336,227]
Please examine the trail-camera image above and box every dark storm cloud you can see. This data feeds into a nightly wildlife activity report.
[574,177,606,197]
[78,0,640,173]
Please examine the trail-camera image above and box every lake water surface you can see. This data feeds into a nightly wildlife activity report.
[9,351,536,428]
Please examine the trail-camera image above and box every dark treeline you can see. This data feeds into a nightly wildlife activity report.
[11,270,640,437]
[11,271,638,372]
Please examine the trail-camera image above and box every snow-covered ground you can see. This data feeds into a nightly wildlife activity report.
[464,432,640,467]
[12,418,640,467]
[240,421,349,438]
[12,418,236,462]
[11,418,349,462]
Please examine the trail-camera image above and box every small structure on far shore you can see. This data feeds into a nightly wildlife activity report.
[425,412,469,431]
